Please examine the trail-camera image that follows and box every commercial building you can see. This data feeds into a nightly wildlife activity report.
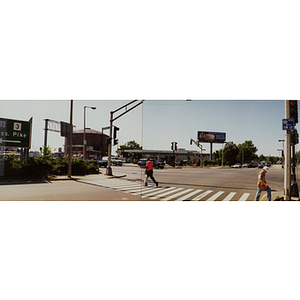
[64,128,109,159]
[123,149,210,165]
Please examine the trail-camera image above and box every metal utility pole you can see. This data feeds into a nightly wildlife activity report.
[68,100,73,178]
[44,119,49,147]
[284,100,291,200]
[190,138,204,167]
[83,106,96,160]
[106,100,144,176]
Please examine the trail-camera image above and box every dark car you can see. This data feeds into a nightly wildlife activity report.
[137,159,165,169]
[97,159,108,168]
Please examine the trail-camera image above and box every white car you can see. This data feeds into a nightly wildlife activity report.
[233,163,242,168]
[102,156,123,166]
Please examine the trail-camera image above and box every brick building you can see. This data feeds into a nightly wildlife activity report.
[64,128,109,159]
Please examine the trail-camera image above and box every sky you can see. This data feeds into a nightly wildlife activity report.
[0,100,289,157]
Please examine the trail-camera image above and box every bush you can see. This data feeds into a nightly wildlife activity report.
[0,154,99,180]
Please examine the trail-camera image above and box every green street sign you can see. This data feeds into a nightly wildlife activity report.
[0,117,31,148]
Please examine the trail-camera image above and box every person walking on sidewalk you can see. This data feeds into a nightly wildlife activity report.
[255,166,271,201]
[145,158,158,187]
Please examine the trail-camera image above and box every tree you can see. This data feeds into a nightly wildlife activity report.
[237,140,258,163]
[118,140,142,159]
[223,141,239,165]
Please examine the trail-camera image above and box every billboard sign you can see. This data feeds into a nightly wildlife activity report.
[198,131,226,143]
[0,117,31,148]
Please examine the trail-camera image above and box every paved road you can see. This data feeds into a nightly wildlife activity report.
[81,165,286,200]
[0,164,287,201]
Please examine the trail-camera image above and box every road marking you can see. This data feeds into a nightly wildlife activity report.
[222,192,236,201]
[192,190,213,200]
[206,191,225,201]
[175,189,203,201]
[238,193,250,201]
[162,189,194,201]
[150,188,184,200]
[141,187,176,198]
[86,179,255,201]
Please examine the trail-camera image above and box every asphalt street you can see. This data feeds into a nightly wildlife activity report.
[0,164,289,201]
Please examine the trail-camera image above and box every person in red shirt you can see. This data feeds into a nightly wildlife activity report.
[145,158,158,187]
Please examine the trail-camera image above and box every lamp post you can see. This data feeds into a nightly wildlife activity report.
[83,106,96,160]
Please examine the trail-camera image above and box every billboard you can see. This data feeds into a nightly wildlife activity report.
[0,118,31,148]
[198,131,226,143]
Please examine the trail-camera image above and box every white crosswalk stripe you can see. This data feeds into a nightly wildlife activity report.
[238,193,250,201]
[162,189,194,201]
[149,188,184,200]
[141,187,177,198]
[223,192,236,201]
[81,178,254,201]
[192,190,214,200]
[175,189,203,201]
[206,191,225,201]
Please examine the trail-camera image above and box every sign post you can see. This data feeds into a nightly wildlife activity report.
[284,103,292,200]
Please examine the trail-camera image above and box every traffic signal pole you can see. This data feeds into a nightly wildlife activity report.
[106,100,144,176]
[284,100,291,200]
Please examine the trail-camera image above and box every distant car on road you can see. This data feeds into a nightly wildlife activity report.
[97,159,108,168]
[137,158,165,169]
[233,163,242,168]
[102,156,123,166]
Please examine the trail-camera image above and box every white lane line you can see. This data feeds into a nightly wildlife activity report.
[222,192,236,201]
[176,189,203,201]
[150,188,184,200]
[162,189,194,201]
[238,193,250,201]
[192,190,213,201]
[141,187,176,198]
[206,191,225,201]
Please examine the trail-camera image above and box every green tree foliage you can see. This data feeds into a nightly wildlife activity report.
[223,141,239,165]
[237,140,258,163]
[118,140,142,158]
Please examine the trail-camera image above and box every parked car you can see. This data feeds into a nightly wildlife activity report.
[137,158,165,169]
[242,163,249,168]
[97,159,108,168]
[233,163,242,168]
[102,156,123,166]
[258,162,265,168]
[266,162,271,167]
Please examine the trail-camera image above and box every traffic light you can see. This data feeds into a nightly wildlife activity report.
[113,126,119,145]
[290,100,298,124]
[171,142,174,150]
[175,142,178,151]
[291,129,299,145]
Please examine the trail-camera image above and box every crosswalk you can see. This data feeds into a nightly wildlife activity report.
[82,178,254,201]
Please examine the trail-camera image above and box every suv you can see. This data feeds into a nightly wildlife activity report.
[137,159,165,169]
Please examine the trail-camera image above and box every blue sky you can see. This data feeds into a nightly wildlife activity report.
[0,100,289,156]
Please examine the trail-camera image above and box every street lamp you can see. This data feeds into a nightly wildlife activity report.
[83,106,96,160]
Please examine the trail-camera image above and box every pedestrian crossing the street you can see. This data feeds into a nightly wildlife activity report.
[84,178,255,201]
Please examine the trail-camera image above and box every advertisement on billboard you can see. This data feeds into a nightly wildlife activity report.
[198,131,226,143]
